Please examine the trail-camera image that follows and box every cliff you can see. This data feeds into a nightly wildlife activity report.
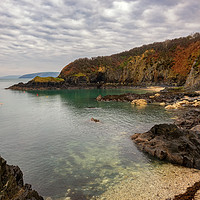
[58,33,200,89]
[8,33,200,90]
[0,156,43,200]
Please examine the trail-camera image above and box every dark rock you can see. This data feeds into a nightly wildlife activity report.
[175,109,200,129]
[173,181,200,200]
[132,124,200,169]
[91,118,100,123]
[0,156,44,200]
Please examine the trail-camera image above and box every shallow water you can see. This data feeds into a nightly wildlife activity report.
[0,79,173,199]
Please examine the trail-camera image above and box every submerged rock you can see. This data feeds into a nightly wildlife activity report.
[132,124,200,169]
[0,156,44,200]
[91,118,100,123]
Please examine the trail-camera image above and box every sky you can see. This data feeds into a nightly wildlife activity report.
[0,0,200,76]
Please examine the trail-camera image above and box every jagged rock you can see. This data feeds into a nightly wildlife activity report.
[175,109,200,129]
[0,156,44,200]
[132,124,200,169]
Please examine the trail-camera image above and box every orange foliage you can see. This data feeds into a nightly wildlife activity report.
[172,41,200,76]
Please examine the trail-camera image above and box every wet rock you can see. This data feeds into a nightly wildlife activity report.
[0,156,44,200]
[91,118,100,122]
[96,95,102,101]
[173,181,200,200]
[132,124,200,169]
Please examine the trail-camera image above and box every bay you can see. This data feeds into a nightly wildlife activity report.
[0,79,172,199]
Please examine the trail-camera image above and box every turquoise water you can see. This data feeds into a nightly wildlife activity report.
[0,79,172,199]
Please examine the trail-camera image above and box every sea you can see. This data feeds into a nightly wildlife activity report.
[0,79,173,199]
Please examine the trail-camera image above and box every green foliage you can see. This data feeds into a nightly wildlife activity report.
[72,73,86,77]
[33,76,64,83]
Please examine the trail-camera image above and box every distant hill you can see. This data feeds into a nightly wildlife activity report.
[20,72,59,79]
[0,75,21,79]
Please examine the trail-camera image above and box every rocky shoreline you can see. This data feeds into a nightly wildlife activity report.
[0,156,43,200]
[95,88,200,199]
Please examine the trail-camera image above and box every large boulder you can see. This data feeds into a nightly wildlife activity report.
[132,124,200,169]
[0,156,43,200]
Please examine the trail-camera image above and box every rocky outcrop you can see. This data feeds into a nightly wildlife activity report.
[131,124,200,169]
[96,90,199,104]
[175,109,200,130]
[0,156,43,200]
[184,56,200,90]
[8,76,65,91]
[165,96,200,110]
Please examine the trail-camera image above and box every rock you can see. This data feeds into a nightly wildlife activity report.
[149,95,155,98]
[191,125,200,133]
[173,181,200,200]
[184,58,200,90]
[132,124,200,169]
[131,99,147,106]
[91,118,100,122]
[0,156,44,200]
[175,109,200,129]
[165,104,179,109]
[96,95,102,101]
[155,93,161,97]
[160,102,166,106]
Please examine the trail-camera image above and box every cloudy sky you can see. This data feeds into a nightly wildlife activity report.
[0,0,200,76]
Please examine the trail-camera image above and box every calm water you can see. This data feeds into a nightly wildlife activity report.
[0,79,172,199]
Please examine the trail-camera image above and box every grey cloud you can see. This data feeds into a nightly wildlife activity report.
[0,0,199,76]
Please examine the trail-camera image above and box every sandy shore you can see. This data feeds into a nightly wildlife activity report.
[97,163,200,200]
[143,86,165,92]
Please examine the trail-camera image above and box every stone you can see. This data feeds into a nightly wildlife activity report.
[91,118,100,122]
[165,105,177,109]
[149,95,155,98]
[131,99,147,106]
[160,102,166,106]
[96,95,102,101]
[132,124,200,169]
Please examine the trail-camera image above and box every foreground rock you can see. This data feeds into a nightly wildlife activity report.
[175,109,200,130]
[132,124,200,169]
[0,156,43,200]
